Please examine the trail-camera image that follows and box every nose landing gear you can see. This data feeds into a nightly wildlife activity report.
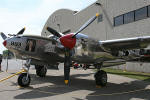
[18,73,31,87]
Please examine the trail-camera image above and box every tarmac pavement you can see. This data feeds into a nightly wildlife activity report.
[0,59,150,100]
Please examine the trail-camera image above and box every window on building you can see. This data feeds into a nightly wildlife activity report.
[114,15,124,26]
[135,7,147,21]
[114,5,150,27]
[124,11,134,24]
[148,6,150,17]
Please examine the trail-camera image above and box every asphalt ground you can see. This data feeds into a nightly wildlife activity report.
[0,59,150,100]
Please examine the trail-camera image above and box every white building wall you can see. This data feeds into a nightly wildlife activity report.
[41,0,150,72]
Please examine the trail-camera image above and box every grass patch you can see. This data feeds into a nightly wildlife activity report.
[101,68,150,82]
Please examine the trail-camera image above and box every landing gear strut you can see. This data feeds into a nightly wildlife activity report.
[18,59,31,87]
[94,63,107,87]
[35,65,47,77]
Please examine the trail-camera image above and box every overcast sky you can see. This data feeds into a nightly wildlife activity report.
[0,0,97,54]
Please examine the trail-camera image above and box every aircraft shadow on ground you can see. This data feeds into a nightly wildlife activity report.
[14,73,150,100]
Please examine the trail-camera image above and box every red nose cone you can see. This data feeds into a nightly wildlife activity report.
[60,33,76,49]
[3,40,7,47]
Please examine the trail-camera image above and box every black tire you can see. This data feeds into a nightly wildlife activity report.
[36,66,47,77]
[94,70,107,87]
[18,73,31,87]
[83,67,87,70]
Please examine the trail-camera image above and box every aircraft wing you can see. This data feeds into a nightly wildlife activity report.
[103,60,125,67]
[100,36,150,51]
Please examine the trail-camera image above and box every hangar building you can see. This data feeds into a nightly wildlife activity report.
[41,0,150,72]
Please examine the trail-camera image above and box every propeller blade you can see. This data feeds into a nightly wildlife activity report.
[47,27,62,37]
[8,34,15,36]
[0,32,7,40]
[72,13,100,38]
[64,49,72,84]
[17,27,26,35]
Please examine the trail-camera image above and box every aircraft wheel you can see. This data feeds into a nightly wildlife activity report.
[94,70,107,87]
[18,73,31,87]
[36,66,47,77]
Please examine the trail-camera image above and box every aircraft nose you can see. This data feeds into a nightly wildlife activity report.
[3,40,7,47]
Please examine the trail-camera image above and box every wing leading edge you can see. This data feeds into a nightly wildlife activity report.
[100,36,150,51]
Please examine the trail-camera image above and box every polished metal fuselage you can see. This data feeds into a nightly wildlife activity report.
[5,34,136,66]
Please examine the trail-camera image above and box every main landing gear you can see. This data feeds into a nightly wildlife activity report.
[94,64,107,87]
[35,65,47,77]
[18,59,31,87]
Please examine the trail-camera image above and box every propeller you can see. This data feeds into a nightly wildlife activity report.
[8,27,26,36]
[1,27,26,48]
[47,27,62,37]
[0,32,7,40]
[64,48,72,84]
[72,13,100,38]
[16,27,26,35]
[46,13,100,84]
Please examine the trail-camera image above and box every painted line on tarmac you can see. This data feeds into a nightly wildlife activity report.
[0,69,26,82]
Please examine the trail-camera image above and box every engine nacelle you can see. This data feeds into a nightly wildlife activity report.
[112,50,141,57]
[111,51,125,57]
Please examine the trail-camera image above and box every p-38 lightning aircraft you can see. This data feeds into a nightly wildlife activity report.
[1,13,150,87]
